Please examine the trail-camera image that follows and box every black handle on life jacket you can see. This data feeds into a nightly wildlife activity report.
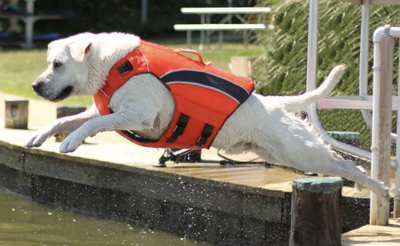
[174,48,206,65]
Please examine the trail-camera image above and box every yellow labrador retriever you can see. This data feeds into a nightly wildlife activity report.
[24,32,389,202]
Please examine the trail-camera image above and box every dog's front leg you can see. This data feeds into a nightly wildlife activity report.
[25,104,99,148]
[59,107,152,153]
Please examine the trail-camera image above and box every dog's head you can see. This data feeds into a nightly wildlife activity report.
[32,33,96,102]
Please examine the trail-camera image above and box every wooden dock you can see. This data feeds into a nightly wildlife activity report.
[342,218,400,245]
[0,93,399,245]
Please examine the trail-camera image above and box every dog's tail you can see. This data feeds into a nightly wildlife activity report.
[283,64,346,112]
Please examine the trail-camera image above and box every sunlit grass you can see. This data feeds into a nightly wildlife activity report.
[0,41,264,108]
[0,49,46,98]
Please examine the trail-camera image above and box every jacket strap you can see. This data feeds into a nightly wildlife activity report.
[117,61,133,74]
[193,124,214,147]
[166,114,189,144]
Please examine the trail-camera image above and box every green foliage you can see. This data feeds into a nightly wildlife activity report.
[253,0,399,153]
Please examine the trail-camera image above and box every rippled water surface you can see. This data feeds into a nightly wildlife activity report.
[0,187,207,246]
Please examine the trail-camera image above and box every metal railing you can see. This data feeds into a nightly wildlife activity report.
[306,0,400,225]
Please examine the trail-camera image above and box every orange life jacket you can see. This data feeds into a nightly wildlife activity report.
[93,40,254,149]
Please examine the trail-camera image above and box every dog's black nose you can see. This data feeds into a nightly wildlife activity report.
[32,81,43,93]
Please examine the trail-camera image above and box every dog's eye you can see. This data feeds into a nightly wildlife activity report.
[53,61,62,68]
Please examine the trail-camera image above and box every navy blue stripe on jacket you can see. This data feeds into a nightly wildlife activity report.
[160,69,251,104]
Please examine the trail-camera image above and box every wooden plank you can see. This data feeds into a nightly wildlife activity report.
[212,173,300,184]
[181,7,271,14]
[342,218,400,245]
[174,24,265,31]
[261,182,293,193]
[164,165,303,188]
[167,165,264,174]
[187,169,271,178]
[0,146,24,171]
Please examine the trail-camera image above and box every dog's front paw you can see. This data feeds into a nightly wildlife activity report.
[25,130,52,148]
[59,131,85,153]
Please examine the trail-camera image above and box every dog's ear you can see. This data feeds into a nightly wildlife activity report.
[69,41,92,63]
[47,42,54,56]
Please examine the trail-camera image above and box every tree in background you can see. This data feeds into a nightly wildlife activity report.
[253,0,399,154]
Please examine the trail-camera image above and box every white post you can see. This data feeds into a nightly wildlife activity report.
[24,18,34,49]
[227,0,232,24]
[370,33,393,226]
[199,14,205,50]
[360,0,373,127]
[206,15,211,50]
[395,19,400,218]
[395,55,400,218]
[243,30,247,48]
[219,31,223,50]
[24,0,36,49]
[10,0,19,31]
[141,0,147,24]
[10,17,18,32]
[25,0,35,14]
[187,31,192,49]
[306,0,318,93]
[306,0,320,151]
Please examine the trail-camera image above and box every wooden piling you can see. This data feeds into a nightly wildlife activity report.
[289,177,343,246]
[229,56,259,78]
[5,100,29,129]
[55,105,86,142]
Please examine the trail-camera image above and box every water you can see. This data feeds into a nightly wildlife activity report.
[0,187,207,246]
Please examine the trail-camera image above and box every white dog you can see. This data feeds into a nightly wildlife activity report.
[24,32,389,202]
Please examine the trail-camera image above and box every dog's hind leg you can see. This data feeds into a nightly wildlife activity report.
[250,115,389,202]
[323,158,390,204]
[255,145,389,203]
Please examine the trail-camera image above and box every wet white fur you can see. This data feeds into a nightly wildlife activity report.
[25,32,390,202]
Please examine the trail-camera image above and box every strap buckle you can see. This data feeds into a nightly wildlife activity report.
[167,114,189,144]
[117,61,133,75]
[193,124,214,147]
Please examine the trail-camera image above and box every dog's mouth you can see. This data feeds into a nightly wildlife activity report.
[50,86,73,102]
